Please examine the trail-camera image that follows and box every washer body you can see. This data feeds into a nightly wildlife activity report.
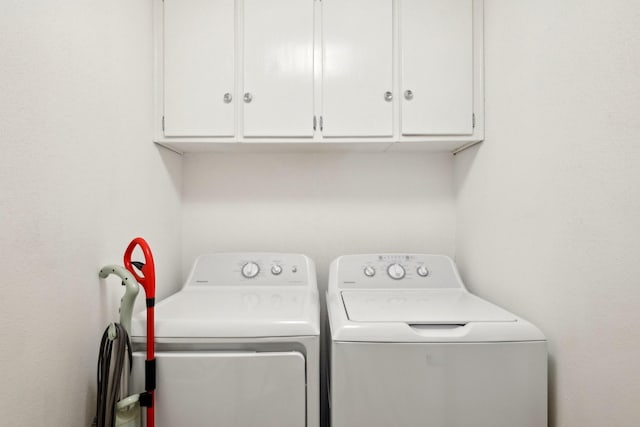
[327,254,547,427]
[131,253,320,427]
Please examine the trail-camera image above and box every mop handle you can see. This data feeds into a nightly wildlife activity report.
[124,238,156,297]
[146,306,155,427]
[124,237,156,427]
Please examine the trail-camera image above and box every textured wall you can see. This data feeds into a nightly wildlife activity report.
[455,1,640,426]
[0,1,182,425]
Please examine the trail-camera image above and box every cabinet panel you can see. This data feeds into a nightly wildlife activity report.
[322,0,393,138]
[401,0,474,136]
[163,0,235,137]
[133,351,306,427]
[243,0,315,138]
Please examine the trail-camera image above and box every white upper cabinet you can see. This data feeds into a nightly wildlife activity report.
[163,0,235,137]
[321,0,393,138]
[400,0,474,136]
[155,0,484,152]
[243,0,315,138]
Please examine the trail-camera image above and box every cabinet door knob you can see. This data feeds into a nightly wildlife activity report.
[404,90,414,100]
[223,93,232,103]
[384,91,393,102]
[243,92,253,103]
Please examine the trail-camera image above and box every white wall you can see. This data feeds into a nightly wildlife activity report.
[182,152,456,288]
[6,0,639,425]
[455,1,640,426]
[0,1,182,425]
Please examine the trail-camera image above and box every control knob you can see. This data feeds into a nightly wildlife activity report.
[241,262,260,279]
[363,266,376,277]
[387,263,406,280]
[417,265,429,277]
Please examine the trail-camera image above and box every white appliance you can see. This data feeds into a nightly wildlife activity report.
[130,253,320,427]
[326,254,547,427]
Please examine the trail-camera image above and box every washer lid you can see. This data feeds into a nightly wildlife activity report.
[131,286,320,339]
[341,289,517,324]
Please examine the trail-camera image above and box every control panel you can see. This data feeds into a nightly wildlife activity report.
[184,253,313,287]
[331,254,463,290]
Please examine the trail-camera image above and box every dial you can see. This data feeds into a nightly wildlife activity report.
[363,266,376,277]
[387,263,406,280]
[241,262,260,279]
[271,264,283,275]
[416,265,429,277]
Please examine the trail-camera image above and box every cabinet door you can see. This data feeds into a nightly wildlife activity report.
[322,0,393,137]
[401,0,474,136]
[163,0,235,137]
[243,0,315,138]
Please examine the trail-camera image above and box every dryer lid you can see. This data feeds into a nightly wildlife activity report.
[341,289,517,324]
[131,286,320,338]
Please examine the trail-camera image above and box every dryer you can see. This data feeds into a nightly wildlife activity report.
[130,253,319,427]
[326,254,547,427]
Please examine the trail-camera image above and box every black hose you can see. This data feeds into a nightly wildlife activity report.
[94,323,132,427]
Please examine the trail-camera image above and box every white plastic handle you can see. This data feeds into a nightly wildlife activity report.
[408,323,468,338]
[116,394,140,411]
[99,265,140,334]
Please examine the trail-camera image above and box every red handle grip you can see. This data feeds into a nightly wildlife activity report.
[124,237,156,298]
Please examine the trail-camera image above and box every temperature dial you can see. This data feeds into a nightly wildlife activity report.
[417,265,429,277]
[363,266,376,277]
[387,263,406,280]
[241,262,260,279]
[271,264,283,275]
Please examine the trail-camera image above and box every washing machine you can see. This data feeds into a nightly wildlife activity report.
[130,253,320,427]
[326,254,547,427]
